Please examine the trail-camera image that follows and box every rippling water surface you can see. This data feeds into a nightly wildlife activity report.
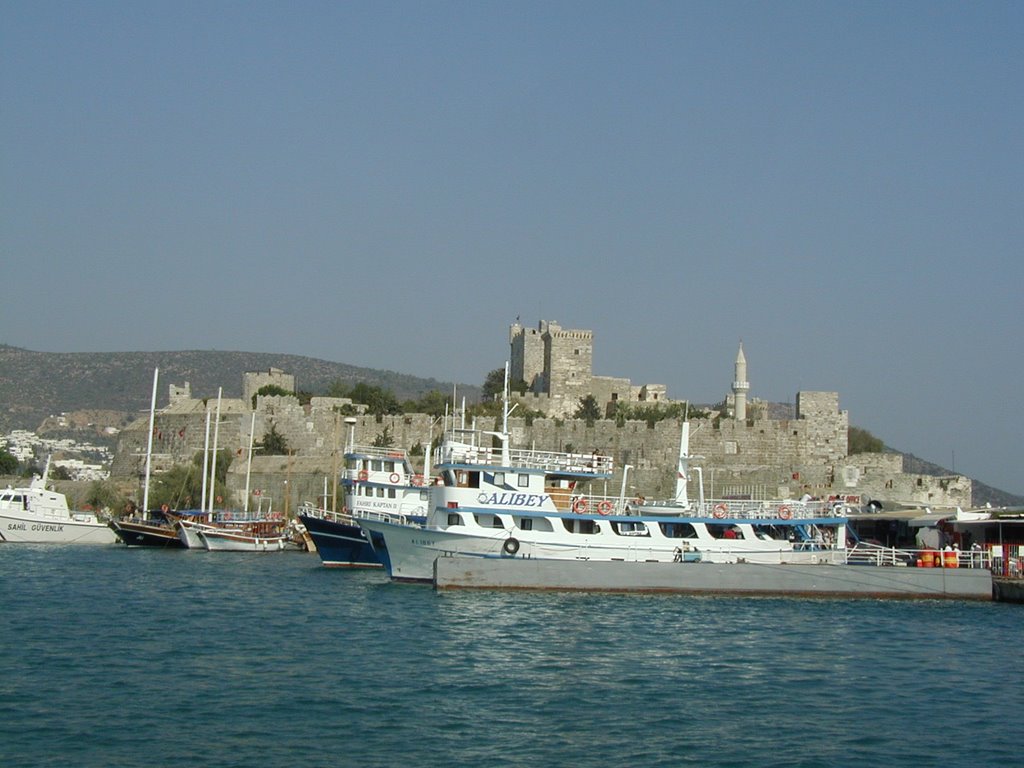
[1,546,1020,767]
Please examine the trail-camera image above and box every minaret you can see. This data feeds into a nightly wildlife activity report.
[732,342,749,421]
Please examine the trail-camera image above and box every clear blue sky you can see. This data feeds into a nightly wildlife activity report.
[2,1,1021,496]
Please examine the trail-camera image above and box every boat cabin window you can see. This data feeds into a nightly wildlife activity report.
[709,524,745,540]
[387,488,396,499]
[515,516,552,532]
[612,521,650,537]
[372,460,384,472]
[376,487,385,498]
[658,522,698,539]
[518,474,529,488]
[455,471,480,489]
[474,513,505,529]
[447,512,464,526]
[493,472,505,486]
[562,518,600,535]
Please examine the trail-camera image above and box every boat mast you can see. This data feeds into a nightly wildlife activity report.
[200,406,211,512]
[208,387,222,514]
[142,367,158,518]
[244,411,255,513]
[674,420,691,507]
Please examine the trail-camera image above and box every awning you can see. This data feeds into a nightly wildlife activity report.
[908,514,951,528]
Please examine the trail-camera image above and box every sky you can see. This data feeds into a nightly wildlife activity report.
[2,1,1022,495]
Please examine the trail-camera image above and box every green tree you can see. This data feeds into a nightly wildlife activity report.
[261,424,289,456]
[403,390,450,417]
[348,383,402,416]
[84,479,126,514]
[574,394,602,425]
[481,368,505,401]
[372,426,394,448]
[0,449,18,475]
[848,426,884,455]
[252,384,295,408]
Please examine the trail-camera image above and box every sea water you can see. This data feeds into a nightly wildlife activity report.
[0,546,1020,768]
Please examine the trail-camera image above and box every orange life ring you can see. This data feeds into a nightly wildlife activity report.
[597,501,612,516]
[573,497,589,514]
[779,505,793,520]
[412,474,424,487]
[712,503,728,519]
[358,469,369,482]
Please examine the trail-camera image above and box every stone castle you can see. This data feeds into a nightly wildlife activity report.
[111,324,972,512]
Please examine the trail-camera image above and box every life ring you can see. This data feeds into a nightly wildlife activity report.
[779,505,793,520]
[597,501,613,516]
[412,474,424,487]
[502,537,520,555]
[358,469,369,482]
[712,503,728,519]
[572,497,589,514]
[160,504,169,513]
[389,472,400,484]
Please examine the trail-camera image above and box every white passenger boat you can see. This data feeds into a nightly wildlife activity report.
[358,375,854,583]
[299,430,431,567]
[0,458,117,545]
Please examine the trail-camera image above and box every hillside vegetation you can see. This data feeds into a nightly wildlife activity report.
[0,345,478,432]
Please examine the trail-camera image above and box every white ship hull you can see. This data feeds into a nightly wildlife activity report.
[198,528,291,552]
[0,510,117,545]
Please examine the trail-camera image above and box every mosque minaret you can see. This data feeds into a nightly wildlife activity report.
[732,342,749,421]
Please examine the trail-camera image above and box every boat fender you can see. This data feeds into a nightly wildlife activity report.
[503,537,520,555]
[779,505,793,520]
[573,497,589,514]
[713,503,728,519]
[597,501,612,516]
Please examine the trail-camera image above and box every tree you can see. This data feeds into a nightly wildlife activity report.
[482,368,505,401]
[252,384,295,408]
[261,424,289,456]
[849,427,884,455]
[574,394,602,424]
[84,479,126,514]
[0,449,18,475]
[403,390,450,417]
[348,383,402,416]
[372,426,394,448]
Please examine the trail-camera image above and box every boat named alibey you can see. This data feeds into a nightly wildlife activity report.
[357,369,858,583]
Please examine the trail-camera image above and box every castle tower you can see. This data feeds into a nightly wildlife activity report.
[510,321,546,392]
[732,342,749,421]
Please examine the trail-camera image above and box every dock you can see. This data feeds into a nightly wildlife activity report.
[433,557,994,600]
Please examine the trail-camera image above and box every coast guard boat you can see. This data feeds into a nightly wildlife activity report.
[0,458,117,545]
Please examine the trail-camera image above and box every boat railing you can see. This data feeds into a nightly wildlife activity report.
[845,543,993,569]
[437,441,614,475]
[344,445,408,460]
[351,508,415,526]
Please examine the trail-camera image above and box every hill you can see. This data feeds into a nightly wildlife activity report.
[0,345,480,432]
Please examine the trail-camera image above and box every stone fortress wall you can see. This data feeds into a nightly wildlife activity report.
[111,328,972,512]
